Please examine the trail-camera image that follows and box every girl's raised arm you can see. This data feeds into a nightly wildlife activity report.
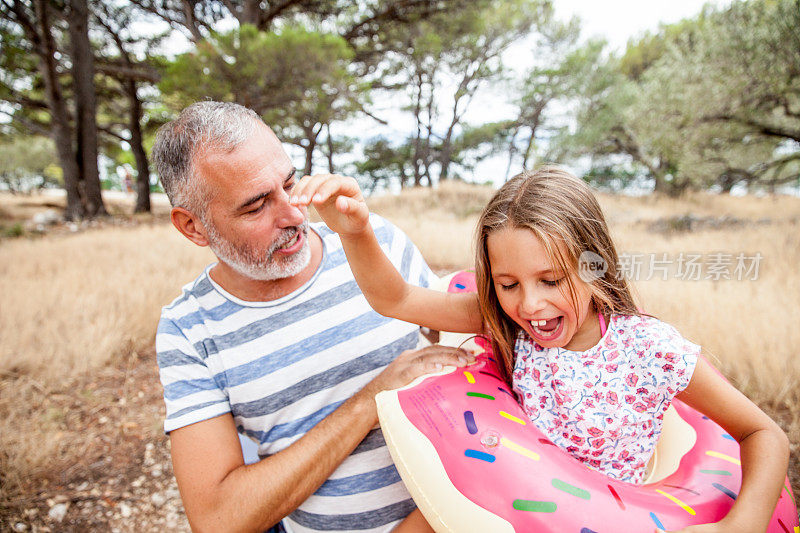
[672,357,790,533]
[291,174,483,334]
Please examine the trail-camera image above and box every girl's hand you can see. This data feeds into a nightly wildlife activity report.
[290,174,369,237]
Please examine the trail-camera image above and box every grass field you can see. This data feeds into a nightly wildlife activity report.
[1,184,798,526]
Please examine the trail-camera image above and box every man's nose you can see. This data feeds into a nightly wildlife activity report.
[276,188,306,227]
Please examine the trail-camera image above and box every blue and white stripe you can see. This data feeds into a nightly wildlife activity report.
[157,215,434,532]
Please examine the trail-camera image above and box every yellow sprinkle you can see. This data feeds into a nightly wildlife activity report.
[655,489,697,516]
[463,371,475,384]
[794,527,799,533]
[705,450,741,466]
[500,437,540,461]
[499,411,526,425]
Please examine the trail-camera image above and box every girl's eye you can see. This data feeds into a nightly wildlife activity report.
[542,278,564,287]
[499,282,518,290]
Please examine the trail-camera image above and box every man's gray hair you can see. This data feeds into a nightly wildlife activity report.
[151,101,261,213]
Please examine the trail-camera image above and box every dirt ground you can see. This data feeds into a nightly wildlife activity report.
[0,348,191,532]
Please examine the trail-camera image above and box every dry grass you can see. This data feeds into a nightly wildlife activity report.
[1,183,799,515]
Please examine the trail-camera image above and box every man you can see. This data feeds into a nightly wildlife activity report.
[152,101,466,532]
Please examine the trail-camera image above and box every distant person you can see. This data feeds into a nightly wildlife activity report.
[151,101,467,532]
[292,166,790,531]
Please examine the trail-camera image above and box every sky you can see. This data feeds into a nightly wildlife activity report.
[332,0,730,189]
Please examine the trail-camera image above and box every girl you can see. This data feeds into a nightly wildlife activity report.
[291,167,789,532]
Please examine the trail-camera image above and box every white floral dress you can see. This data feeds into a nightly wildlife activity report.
[512,314,699,484]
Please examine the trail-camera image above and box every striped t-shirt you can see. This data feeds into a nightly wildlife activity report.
[156,214,434,533]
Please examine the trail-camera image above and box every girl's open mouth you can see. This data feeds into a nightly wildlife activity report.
[530,316,563,341]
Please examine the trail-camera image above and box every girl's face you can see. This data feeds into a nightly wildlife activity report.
[486,226,601,351]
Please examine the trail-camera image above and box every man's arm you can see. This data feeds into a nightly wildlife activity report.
[170,345,470,533]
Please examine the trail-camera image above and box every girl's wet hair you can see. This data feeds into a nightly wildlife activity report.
[474,165,640,386]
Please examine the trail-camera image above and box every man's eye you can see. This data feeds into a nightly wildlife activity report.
[284,181,295,191]
[246,202,266,214]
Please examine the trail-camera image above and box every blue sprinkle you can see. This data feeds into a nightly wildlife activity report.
[722,433,735,441]
[580,529,598,533]
[702,415,710,420]
[464,411,478,434]
[712,483,738,500]
[465,449,495,462]
[455,283,466,289]
[650,512,665,529]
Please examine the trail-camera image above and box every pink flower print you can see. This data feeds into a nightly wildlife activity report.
[587,427,603,437]
[566,446,579,454]
[625,373,639,387]
[584,380,593,388]
[549,362,559,374]
[624,394,636,404]
[552,379,564,387]
[605,338,617,349]
[612,462,623,470]
[532,368,541,381]
[654,351,662,359]
[570,435,585,446]
[608,429,620,439]
[606,350,619,361]
[589,459,602,468]
[591,449,604,457]
[605,363,618,372]
[619,449,630,460]
[592,438,606,449]
[606,391,618,405]
[606,417,614,424]
[662,363,674,372]
[643,339,653,350]
[585,398,595,408]
[633,402,647,413]
[665,352,677,363]
[592,390,603,401]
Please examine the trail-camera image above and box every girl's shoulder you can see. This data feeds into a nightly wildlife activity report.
[609,314,701,358]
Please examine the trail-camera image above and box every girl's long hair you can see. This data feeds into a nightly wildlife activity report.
[475,166,640,386]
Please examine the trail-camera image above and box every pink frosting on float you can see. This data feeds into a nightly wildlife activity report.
[393,271,798,532]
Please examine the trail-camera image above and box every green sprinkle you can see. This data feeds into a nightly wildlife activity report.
[699,469,732,476]
[512,500,557,513]
[466,392,495,400]
[551,478,591,500]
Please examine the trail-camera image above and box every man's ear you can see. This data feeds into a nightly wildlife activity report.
[171,207,210,247]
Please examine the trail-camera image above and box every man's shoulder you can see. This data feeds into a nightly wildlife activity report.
[159,267,215,323]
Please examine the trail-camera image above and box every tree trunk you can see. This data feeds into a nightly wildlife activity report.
[325,123,335,174]
[127,79,151,212]
[68,0,106,217]
[32,0,83,220]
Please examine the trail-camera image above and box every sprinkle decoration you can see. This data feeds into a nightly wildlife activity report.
[654,489,696,515]
[463,371,476,384]
[699,469,732,476]
[650,512,665,529]
[551,478,591,500]
[466,392,495,400]
[464,449,495,462]
[512,499,557,513]
[463,411,478,435]
[711,483,738,500]
[705,450,741,465]
[500,437,540,461]
[608,485,625,510]
[499,411,526,425]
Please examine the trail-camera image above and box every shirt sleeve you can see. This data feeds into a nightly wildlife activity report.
[156,316,231,434]
[369,213,438,289]
[646,318,701,396]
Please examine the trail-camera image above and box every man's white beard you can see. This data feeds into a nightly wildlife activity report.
[205,219,311,281]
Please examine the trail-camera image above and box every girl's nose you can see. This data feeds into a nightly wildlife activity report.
[520,288,546,316]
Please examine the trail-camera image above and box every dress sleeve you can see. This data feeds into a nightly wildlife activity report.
[646,318,701,396]
[156,316,231,434]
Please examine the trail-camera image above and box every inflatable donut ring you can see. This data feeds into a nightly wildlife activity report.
[376,271,798,532]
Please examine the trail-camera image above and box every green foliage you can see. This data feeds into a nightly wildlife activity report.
[0,135,60,193]
[160,25,363,147]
